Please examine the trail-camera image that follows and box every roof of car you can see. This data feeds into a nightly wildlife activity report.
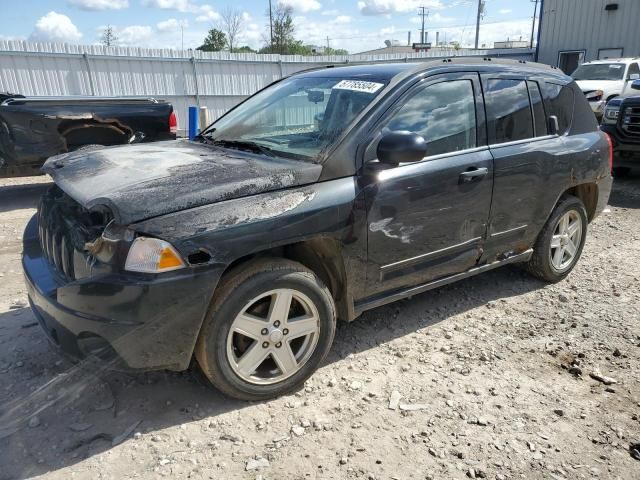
[295,57,570,83]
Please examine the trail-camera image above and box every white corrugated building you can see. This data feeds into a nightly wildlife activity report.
[536,0,640,73]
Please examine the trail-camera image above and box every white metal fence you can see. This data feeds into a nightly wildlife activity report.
[0,40,535,131]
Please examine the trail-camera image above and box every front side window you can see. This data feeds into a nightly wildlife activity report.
[385,80,477,157]
[571,63,626,81]
[203,76,387,161]
[485,79,534,144]
[628,63,640,78]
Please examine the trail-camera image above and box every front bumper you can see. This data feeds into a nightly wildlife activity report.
[589,100,606,117]
[22,214,223,371]
[600,124,640,168]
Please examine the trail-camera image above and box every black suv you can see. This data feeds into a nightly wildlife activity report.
[23,59,612,400]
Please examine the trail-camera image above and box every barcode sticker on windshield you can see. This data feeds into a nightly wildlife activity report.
[333,80,384,93]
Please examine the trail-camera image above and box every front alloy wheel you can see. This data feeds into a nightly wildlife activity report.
[227,289,320,385]
[195,258,336,400]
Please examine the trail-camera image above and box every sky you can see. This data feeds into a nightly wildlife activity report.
[0,0,540,54]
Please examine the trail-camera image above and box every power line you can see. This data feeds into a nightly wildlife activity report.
[417,6,429,44]
[530,0,539,47]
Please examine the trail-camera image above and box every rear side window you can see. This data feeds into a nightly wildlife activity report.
[527,81,548,136]
[484,79,534,144]
[543,83,574,134]
[386,80,477,156]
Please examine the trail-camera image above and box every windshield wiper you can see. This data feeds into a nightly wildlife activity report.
[211,139,275,157]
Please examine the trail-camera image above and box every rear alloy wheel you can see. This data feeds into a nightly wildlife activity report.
[195,259,336,400]
[548,210,583,271]
[525,195,588,283]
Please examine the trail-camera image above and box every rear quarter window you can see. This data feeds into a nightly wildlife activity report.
[542,82,574,134]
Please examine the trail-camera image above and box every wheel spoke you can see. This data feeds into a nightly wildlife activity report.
[268,291,292,324]
[286,315,318,339]
[272,343,298,376]
[565,239,577,258]
[233,313,268,339]
[567,220,580,239]
[235,343,269,377]
[553,246,564,267]
[559,214,570,234]
[550,235,562,248]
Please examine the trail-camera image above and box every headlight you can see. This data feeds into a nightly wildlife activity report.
[124,237,185,273]
[585,89,604,102]
[603,106,620,124]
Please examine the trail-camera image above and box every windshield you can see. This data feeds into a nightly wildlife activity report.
[572,63,626,81]
[202,76,387,161]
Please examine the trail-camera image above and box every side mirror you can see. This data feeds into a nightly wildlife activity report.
[631,79,640,91]
[548,115,560,135]
[628,73,640,81]
[377,131,427,166]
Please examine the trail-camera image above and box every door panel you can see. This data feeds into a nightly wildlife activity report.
[363,72,493,297]
[365,149,493,295]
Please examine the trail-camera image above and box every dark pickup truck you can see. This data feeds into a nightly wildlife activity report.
[0,93,177,177]
[600,80,640,174]
[23,59,612,400]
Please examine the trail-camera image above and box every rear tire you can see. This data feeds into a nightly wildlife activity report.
[525,195,588,283]
[195,258,336,401]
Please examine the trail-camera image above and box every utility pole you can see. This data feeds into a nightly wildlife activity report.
[326,36,330,49]
[474,0,484,49]
[418,6,428,44]
[530,0,539,47]
[268,0,274,48]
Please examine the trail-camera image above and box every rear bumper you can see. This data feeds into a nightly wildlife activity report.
[22,214,223,371]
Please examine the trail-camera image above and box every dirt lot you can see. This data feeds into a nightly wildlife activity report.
[0,174,639,480]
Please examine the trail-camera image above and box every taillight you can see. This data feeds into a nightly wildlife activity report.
[604,132,613,173]
[169,111,177,135]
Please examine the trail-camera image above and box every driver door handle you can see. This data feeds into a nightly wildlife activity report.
[459,167,488,183]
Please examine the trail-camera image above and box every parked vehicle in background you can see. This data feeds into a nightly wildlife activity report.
[601,79,640,175]
[571,58,640,120]
[0,94,177,177]
[23,59,612,401]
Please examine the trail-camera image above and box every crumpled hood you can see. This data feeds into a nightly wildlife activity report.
[575,79,621,97]
[42,140,322,224]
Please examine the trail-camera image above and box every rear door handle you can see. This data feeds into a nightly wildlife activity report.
[459,167,488,183]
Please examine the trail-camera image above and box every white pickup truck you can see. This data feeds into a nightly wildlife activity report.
[572,58,640,119]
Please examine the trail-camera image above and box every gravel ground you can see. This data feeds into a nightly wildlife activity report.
[0,174,639,480]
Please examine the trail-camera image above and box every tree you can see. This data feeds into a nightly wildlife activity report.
[235,45,257,53]
[101,26,118,47]
[197,29,227,52]
[324,47,349,55]
[221,8,243,52]
[264,5,295,54]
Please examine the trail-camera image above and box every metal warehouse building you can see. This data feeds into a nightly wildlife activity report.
[537,0,640,73]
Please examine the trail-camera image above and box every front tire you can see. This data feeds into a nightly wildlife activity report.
[195,258,336,401]
[525,195,588,283]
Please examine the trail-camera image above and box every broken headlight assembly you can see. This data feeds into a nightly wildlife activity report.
[124,237,186,273]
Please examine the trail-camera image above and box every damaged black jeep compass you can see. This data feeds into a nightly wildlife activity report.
[23,59,613,400]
